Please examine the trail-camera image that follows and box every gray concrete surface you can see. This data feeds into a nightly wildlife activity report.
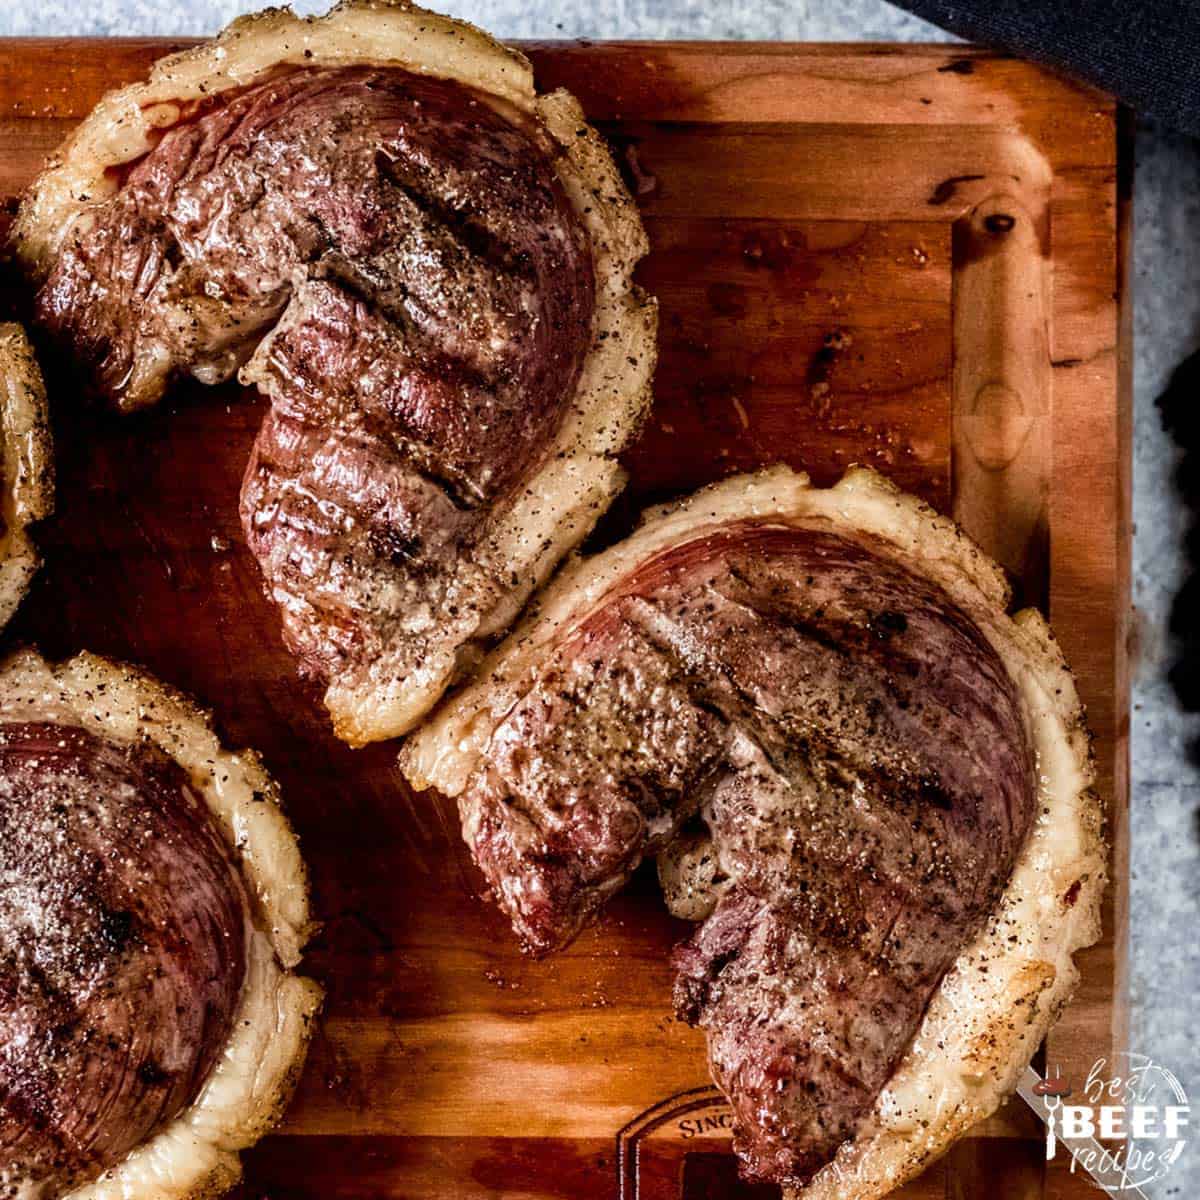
[1,0,1194,1194]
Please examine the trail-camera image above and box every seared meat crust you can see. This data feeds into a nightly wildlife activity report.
[17,1,656,742]
[34,65,596,737]
[0,650,321,1200]
[457,524,1035,1182]
[0,725,247,1198]
[404,466,1105,1197]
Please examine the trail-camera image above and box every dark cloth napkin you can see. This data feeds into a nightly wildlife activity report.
[895,0,1200,135]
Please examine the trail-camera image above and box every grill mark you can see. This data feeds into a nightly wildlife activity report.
[309,251,427,357]
[685,578,974,818]
[374,434,481,512]
[302,243,520,398]
[716,563,894,664]
[478,620,733,861]
[373,149,535,281]
[614,599,930,926]
[253,405,478,530]
[621,591,867,795]
[265,268,504,512]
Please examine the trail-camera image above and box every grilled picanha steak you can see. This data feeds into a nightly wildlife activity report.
[455,523,1036,1185]
[35,65,593,427]
[0,723,247,1198]
[33,64,598,742]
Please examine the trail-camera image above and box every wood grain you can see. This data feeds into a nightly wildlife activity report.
[0,39,1129,1200]
[951,193,1051,607]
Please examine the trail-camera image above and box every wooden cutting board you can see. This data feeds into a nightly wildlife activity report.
[0,39,1129,1200]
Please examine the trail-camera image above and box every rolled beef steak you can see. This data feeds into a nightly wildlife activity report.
[0,649,320,1200]
[19,2,654,744]
[34,66,592,742]
[0,724,247,1197]
[456,525,1034,1181]
[402,467,1103,1191]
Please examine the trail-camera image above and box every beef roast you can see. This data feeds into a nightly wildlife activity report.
[0,723,248,1198]
[455,523,1036,1184]
[33,65,598,742]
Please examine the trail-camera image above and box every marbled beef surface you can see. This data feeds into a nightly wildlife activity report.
[36,66,594,711]
[460,523,1036,1184]
[0,724,247,1199]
